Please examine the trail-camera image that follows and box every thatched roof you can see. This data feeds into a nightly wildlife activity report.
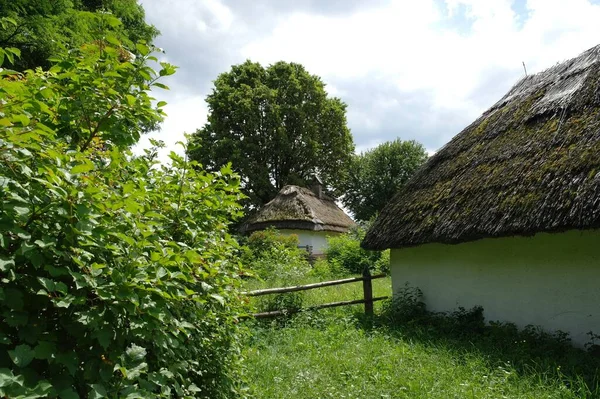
[241,185,355,233]
[363,44,600,250]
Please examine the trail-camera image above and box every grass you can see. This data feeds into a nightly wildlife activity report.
[242,276,600,399]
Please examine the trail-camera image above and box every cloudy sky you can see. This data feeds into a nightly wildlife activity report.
[137,0,600,159]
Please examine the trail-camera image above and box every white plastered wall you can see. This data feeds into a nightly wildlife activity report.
[390,230,600,346]
[279,229,340,255]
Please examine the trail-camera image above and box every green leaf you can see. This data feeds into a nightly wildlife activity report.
[56,352,78,376]
[105,34,121,46]
[34,341,56,360]
[4,288,24,310]
[211,294,225,306]
[89,384,108,399]
[135,43,150,56]
[125,94,136,106]
[156,101,167,108]
[0,368,23,388]
[9,344,35,367]
[125,344,146,362]
[70,162,94,174]
[8,47,20,57]
[0,333,11,345]
[13,114,30,126]
[152,82,169,90]
[38,277,56,292]
[0,257,15,272]
[59,388,80,399]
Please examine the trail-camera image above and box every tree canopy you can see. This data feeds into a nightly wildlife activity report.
[188,60,355,210]
[341,139,428,222]
[0,0,158,70]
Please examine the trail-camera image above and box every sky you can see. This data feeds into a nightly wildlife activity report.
[137,0,600,159]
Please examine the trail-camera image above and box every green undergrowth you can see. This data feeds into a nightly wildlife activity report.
[243,278,600,399]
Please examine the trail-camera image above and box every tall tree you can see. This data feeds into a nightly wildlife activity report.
[342,139,428,222]
[188,60,355,210]
[0,0,158,70]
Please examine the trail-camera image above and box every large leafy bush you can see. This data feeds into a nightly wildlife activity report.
[241,228,310,282]
[0,24,246,398]
[325,228,389,274]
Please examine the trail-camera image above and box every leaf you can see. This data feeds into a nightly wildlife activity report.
[13,114,30,126]
[0,368,23,388]
[156,101,167,108]
[210,294,225,306]
[4,288,23,310]
[55,295,75,308]
[12,206,30,217]
[9,344,35,367]
[152,82,169,90]
[94,328,112,349]
[125,344,146,362]
[8,47,20,57]
[0,257,15,272]
[56,352,78,376]
[38,277,56,292]
[105,34,121,46]
[70,162,94,174]
[0,333,11,345]
[34,341,57,360]
[125,94,136,106]
[89,384,108,399]
[135,43,150,56]
[59,388,80,399]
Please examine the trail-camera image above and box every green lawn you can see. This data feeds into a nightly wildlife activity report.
[242,277,600,399]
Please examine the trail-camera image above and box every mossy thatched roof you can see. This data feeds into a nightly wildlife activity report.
[363,44,600,250]
[241,185,356,233]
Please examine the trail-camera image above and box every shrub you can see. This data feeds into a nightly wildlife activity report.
[242,228,310,282]
[381,284,427,323]
[0,32,247,398]
[307,258,343,280]
[246,228,300,253]
[325,227,388,274]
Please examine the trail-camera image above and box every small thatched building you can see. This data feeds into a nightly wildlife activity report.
[363,44,600,346]
[242,184,355,255]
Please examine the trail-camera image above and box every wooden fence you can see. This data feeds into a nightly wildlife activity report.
[242,268,388,318]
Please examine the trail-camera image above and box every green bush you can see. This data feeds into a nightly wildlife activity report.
[325,228,389,274]
[242,228,310,282]
[307,258,343,280]
[0,30,247,398]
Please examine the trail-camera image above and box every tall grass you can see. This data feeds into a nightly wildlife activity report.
[243,276,600,399]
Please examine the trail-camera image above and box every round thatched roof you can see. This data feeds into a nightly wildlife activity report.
[363,44,600,250]
[241,185,356,234]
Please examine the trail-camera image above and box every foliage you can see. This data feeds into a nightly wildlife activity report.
[0,0,158,70]
[241,229,310,282]
[0,36,247,398]
[245,228,300,255]
[341,138,428,222]
[188,60,355,211]
[306,258,343,280]
[324,228,389,274]
[241,229,312,316]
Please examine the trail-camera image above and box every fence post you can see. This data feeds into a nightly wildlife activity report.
[362,267,373,316]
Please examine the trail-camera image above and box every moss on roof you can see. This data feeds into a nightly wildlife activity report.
[363,44,600,250]
[241,185,356,233]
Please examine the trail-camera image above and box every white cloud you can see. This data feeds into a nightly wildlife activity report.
[140,0,600,158]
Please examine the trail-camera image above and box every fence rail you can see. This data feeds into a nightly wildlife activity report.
[244,269,388,318]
